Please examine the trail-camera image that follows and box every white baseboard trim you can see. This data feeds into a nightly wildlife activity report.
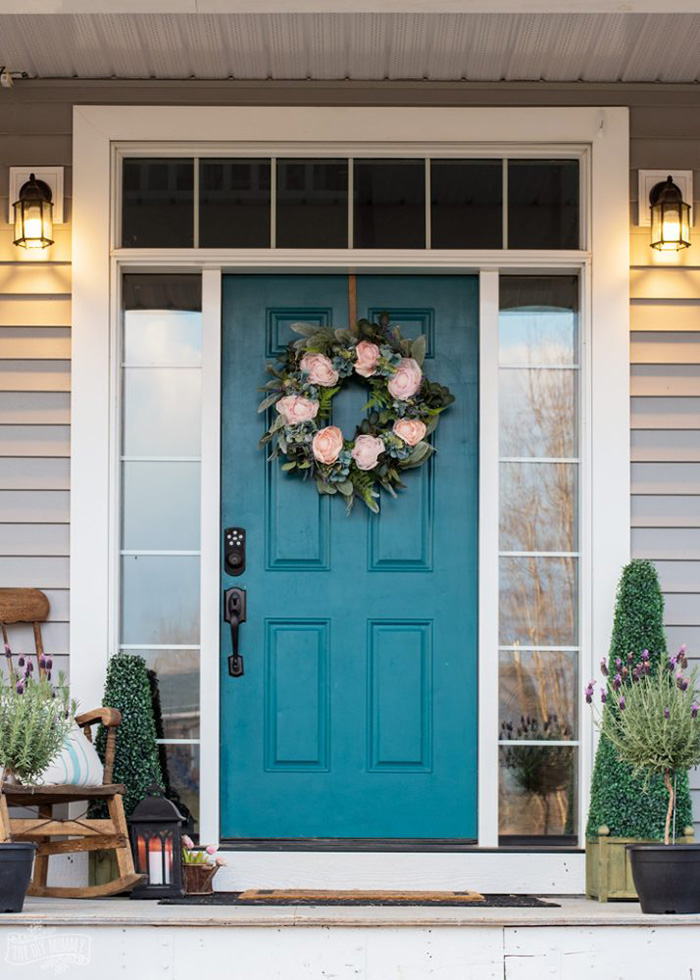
[214,850,585,895]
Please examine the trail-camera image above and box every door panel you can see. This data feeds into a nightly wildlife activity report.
[220,274,478,840]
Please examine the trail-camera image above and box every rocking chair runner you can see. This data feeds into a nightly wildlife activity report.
[0,588,144,898]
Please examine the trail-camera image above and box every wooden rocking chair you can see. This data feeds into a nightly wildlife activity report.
[0,588,144,898]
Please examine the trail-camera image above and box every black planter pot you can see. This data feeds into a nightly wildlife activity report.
[627,844,700,914]
[0,843,36,913]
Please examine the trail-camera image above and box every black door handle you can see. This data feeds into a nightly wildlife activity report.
[224,587,247,678]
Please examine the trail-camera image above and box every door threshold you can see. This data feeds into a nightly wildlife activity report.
[220,838,581,853]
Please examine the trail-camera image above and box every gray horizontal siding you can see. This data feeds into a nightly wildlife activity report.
[1,78,700,829]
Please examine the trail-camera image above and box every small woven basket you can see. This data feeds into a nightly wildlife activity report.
[182,863,218,895]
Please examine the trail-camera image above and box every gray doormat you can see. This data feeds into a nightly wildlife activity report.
[161,890,559,908]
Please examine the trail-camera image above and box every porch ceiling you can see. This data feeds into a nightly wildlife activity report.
[1,12,700,82]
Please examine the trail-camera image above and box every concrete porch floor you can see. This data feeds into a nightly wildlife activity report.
[2,897,700,979]
[3,894,700,926]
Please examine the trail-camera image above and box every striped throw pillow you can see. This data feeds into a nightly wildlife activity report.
[37,726,105,787]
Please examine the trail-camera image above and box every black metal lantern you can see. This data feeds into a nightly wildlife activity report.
[128,783,184,900]
[12,173,54,249]
[650,175,691,251]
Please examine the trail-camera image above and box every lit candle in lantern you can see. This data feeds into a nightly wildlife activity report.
[137,834,147,874]
[148,838,164,886]
[164,837,173,885]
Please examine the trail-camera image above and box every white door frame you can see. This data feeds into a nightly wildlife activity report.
[72,105,629,889]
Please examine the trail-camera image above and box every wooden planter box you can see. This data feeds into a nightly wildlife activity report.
[586,825,696,901]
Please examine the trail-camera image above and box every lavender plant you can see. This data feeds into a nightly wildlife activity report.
[0,646,76,785]
[587,647,700,845]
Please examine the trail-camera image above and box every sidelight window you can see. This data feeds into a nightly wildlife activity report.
[497,276,580,844]
[120,274,203,835]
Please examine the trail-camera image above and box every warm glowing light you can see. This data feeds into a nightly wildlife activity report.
[13,174,54,249]
[650,176,691,252]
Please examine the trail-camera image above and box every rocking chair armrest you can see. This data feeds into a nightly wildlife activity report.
[75,707,122,730]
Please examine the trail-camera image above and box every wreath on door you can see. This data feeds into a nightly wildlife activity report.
[258,314,455,513]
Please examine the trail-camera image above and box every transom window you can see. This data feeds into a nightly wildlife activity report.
[120,156,581,250]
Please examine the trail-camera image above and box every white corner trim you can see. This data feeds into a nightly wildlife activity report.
[70,104,630,871]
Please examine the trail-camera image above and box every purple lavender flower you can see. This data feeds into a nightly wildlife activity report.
[600,658,608,677]
[621,666,629,680]
[627,651,634,665]
[619,696,626,711]
[585,681,595,704]
[613,673,622,691]
[27,660,34,673]
[16,681,23,694]
[46,658,52,670]
[642,661,651,675]
[17,655,25,667]
[4,643,11,658]
[692,703,698,719]
[664,707,670,719]
[615,658,622,671]
[641,649,650,662]
[601,690,607,704]
[632,666,641,682]
[39,654,46,668]
[46,670,51,681]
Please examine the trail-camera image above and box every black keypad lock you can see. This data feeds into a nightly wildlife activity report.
[224,527,246,576]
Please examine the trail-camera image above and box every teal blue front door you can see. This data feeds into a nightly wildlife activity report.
[220,274,478,840]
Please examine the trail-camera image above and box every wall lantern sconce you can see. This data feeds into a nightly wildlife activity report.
[649,175,691,251]
[12,173,54,249]
[128,783,185,900]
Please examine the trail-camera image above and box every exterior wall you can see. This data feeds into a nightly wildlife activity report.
[0,80,699,828]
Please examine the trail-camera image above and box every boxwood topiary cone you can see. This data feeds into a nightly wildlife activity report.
[95,653,164,818]
[586,559,692,840]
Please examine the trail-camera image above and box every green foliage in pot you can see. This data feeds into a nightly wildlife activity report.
[95,654,163,817]
[586,560,693,839]
[0,658,75,785]
[589,651,700,844]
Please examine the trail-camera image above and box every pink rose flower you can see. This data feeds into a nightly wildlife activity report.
[205,845,217,855]
[393,418,427,446]
[182,835,194,850]
[354,340,380,378]
[312,426,344,465]
[215,856,227,867]
[300,353,339,387]
[388,357,422,401]
[275,394,319,425]
[352,434,385,471]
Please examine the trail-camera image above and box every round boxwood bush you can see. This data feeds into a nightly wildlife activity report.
[586,560,692,840]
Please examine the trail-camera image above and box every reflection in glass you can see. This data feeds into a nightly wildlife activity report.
[122,461,200,551]
[161,743,200,835]
[499,745,577,838]
[199,159,271,248]
[139,649,200,740]
[508,160,579,250]
[499,556,578,647]
[499,462,577,553]
[430,160,502,249]
[124,310,202,367]
[277,159,348,248]
[122,159,194,248]
[499,277,578,366]
[123,368,201,457]
[121,555,200,646]
[354,159,425,249]
[499,369,577,459]
[499,649,576,739]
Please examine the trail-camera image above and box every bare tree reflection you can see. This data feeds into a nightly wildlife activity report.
[498,312,578,837]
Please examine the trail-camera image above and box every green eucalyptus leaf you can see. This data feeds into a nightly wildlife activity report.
[281,461,296,472]
[411,335,427,366]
